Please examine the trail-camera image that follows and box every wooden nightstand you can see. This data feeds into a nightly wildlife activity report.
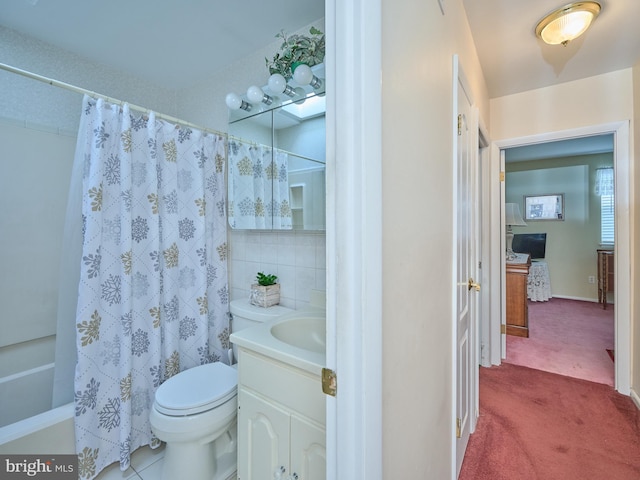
[597,249,614,309]
[506,254,531,337]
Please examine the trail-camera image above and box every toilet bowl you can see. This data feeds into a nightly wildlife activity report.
[149,299,292,480]
[149,362,238,480]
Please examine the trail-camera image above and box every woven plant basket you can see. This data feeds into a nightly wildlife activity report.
[250,283,281,308]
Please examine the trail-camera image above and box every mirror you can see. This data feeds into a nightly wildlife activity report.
[227,74,325,231]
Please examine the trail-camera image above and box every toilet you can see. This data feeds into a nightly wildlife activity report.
[149,299,292,480]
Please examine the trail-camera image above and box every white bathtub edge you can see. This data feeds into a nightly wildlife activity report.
[0,402,74,445]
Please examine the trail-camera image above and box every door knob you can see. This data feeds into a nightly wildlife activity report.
[468,278,481,291]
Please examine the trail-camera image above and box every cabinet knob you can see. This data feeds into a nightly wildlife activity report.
[273,466,286,479]
[288,474,299,480]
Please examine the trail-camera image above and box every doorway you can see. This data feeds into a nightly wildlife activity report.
[487,122,631,395]
[502,134,615,385]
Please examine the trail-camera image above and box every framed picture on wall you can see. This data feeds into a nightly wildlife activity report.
[524,194,564,221]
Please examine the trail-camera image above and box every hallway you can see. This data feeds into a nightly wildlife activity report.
[459,363,640,479]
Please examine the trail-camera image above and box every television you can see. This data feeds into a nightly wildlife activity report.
[512,233,547,260]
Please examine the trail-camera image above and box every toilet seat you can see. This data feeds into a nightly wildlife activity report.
[154,362,237,416]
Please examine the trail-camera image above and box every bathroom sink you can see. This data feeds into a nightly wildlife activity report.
[270,312,326,354]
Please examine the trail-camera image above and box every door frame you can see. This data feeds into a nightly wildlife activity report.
[487,121,631,395]
[325,0,383,479]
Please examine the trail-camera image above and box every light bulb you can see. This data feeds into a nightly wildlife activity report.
[247,85,274,105]
[268,74,286,93]
[293,64,313,85]
[293,64,323,89]
[225,92,250,111]
[268,73,296,97]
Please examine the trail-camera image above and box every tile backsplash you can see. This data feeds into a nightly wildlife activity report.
[228,230,326,310]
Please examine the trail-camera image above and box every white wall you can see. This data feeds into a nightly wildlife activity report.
[0,27,177,133]
[0,123,75,357]
[491,70,633,139]
[380,0,489,477]
[492,68,637,397]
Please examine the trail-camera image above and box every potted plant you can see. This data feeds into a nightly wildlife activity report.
[265,27,325,80]
[250,272,281,307]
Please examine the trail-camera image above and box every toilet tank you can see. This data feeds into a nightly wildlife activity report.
[229,300,293,331]
[229,300,292,360]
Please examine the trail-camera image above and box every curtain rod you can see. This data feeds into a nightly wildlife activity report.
[0,62,226,137]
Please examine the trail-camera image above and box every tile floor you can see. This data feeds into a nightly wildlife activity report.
[94,446,237,480]
[95,446,166,480]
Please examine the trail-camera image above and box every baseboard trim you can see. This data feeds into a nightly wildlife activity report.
[630,388,640,410]
[550,295,601,303]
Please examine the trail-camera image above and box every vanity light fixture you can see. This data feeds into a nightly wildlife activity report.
[268,73,297,97]
[246,85,274,105]
[292,64,323,90]
[535,1,601,46]
[225,92,251,111]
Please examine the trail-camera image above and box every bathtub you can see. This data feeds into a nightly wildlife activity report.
[0,361,75,454]
[0,402,75,454]
[0,362,57,428]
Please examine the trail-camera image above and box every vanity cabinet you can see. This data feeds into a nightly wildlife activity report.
[236,348,326,480]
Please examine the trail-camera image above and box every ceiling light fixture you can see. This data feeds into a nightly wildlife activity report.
[535,1,601,46]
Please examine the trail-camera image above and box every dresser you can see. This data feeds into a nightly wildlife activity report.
[597,249,614,309]
[506,254,531,337]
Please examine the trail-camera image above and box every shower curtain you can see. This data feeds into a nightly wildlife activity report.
[73,96,229,479]
[227,138,292,229]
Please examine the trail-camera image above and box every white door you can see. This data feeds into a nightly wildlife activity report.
[454,57,479,477]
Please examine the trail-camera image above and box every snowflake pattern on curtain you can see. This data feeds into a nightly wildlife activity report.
[227,138,291,229]
[73,96,229,479]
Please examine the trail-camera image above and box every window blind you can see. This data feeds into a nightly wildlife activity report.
[601,194,615,245]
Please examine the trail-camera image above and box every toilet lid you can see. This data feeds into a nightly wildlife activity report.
[154,362,237,416]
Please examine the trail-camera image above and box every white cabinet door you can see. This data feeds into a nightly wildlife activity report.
[290,415,326,480]
[238,388,290,480]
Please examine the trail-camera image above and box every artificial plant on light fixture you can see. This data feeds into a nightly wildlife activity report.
[265,27,325,80]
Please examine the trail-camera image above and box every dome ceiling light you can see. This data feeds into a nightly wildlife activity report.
[535,2,601,46]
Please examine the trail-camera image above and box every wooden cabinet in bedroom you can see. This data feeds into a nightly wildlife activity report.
[506,255,531,337]
[597,249,614,309]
